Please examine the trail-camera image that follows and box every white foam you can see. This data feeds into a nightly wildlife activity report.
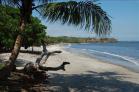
[80,43,89,44]
[82,49,87,50]
[89,49,139,66]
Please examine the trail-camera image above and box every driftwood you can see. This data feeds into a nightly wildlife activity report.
[0,40,70,81]
[39,62,70,71]
[22,40,70,80]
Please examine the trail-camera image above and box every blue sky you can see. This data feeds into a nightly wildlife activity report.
[33,0,139,41]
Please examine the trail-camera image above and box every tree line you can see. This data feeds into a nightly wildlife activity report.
[45,36,117,44]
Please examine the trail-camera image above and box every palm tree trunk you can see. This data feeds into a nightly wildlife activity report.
[0,19,25,80]
[7,19,25,69]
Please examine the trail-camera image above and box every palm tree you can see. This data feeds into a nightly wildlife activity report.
[0,0,111,77]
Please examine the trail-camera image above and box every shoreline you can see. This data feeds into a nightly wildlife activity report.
[45,45,139,84]
[64,44,139,74]
[65,47,139,74]
[1,45,139,91]
[44,45,139,91]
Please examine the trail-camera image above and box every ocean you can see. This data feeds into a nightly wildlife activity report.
[65,41,139,72]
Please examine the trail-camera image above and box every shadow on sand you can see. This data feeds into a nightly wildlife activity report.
[0,59,139,92]
[0,71,139,92]
[47,71,139,92]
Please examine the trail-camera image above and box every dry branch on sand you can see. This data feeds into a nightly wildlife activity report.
[0,41,70,91]
[0,40,70,81]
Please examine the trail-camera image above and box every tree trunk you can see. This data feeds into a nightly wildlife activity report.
[0,0,33,80]
[9,20,25,65]
[0,20,25,80]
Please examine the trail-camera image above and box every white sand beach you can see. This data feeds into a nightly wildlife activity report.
[1,45,139,91]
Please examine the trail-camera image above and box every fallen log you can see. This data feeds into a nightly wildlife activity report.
[39,62,70,71]
[21,40,70,80]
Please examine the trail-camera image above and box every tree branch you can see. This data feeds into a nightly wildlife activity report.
[35,40,62,66]
[42,50,62,64]
[39,62,70,71]
[21,40,69,80]
[35,40,48,66]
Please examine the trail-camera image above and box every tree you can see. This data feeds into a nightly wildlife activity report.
[22,17,47,49]
[0,0,111,79]
[0,5,19,51]
[0,6,47,51]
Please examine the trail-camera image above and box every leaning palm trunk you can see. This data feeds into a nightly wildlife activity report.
[4,0,32,71]
[0,19,25,80]
[8,20,25,66]
[0,0,32,78]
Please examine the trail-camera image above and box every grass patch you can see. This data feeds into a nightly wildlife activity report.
[0,64,5,70]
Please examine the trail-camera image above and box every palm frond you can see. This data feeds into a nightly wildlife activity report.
[40,1,111,36]
[0,0,21,7]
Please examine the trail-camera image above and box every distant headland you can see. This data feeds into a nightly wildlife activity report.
[45,36,117,44]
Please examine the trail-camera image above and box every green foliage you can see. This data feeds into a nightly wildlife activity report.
[0,63,5,70]
[22,17,47,48]
[0,0,111,36]
[45,36,117,44]
[41,1,111,36]
[0,0,112,48]
[0,6,47,51]
[0,5,19,51]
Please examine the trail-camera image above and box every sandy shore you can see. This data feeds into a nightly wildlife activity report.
[1,45,139,91]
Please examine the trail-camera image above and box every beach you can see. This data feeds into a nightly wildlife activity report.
[1,45,139,91]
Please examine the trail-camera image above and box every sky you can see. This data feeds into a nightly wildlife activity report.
[33,0,139,41]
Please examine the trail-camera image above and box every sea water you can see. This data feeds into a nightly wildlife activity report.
[66,41,139,72]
